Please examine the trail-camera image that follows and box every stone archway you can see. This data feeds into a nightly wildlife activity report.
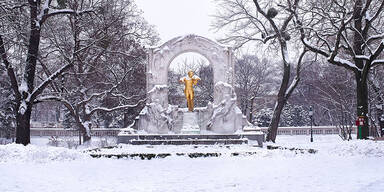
[147,34,235,107]
[138,34,244,134]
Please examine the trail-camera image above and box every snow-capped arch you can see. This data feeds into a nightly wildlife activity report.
[146,34,235,107]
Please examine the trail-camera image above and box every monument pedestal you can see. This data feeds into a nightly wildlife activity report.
[180,112,200,134]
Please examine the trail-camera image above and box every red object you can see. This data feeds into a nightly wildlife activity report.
[356,117,365,126]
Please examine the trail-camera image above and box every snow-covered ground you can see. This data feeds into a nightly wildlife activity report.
[1,135,384,192]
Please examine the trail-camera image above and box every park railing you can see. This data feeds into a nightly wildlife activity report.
[30,128,121,137]
[27,125,358,137]
[259,126,357,135]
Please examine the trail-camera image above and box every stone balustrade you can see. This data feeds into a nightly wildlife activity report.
[24,126,358,137]
[259,126,357,135]
[30,128,121,137]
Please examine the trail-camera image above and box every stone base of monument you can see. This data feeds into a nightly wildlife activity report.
[180,111,200,134]
[117,133,264,147]
[125,104,265,146]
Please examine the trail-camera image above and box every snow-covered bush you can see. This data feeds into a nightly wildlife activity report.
[280,104,311,127]
[0,138,12,145]
[48,136,79,149]
[48,136,60,147]
[254,104,311,127]
[254,108,273,127]
[64,137,79,149]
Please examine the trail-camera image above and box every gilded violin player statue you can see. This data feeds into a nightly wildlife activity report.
[179,71,201,112]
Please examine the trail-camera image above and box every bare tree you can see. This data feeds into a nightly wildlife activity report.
[174,57,207,76]
[0,0,94,145]
[314,63,356,140]
[295,0,384,138]
[235,54,272,123]
[36,0,158,142]
[196,64,214,107]
[213,0,308,142]
[368,65,384,136]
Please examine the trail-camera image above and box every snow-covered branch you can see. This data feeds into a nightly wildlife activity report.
[372,59,384,67]
[370,40,384,62]
[285,49,307,98]
[88,99,146,116]
[38,0,94,25]
[328,56,360,72]
[31,62,73,102]
[296,13,360,72]
[362,0,384,35]
[367,33,384,45]
[110,93,144,101]
[77,67,133,106]
[35,95,77,118]
[354,55,370,61]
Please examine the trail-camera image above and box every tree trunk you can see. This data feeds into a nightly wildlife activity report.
[266,98,287,142]
[352,0,370,139]
[15,2,41,145]
[79,115,92,143]
[77,122,91,143]
[356,74,369,139]
[82,130,91,143]
[123,112,129,128]
[15,104,32,145]
[266,63,290,142]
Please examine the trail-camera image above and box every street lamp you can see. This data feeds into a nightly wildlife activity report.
[309,106,313,142]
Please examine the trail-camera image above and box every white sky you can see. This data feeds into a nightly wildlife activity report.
[135,0,219,73]
[134,0,280,73]
[135,0,219,43]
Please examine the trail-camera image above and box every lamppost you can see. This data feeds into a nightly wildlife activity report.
[381,104,384,137]
[309,106,313,142]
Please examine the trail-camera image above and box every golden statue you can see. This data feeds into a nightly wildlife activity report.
[179,71,201,112]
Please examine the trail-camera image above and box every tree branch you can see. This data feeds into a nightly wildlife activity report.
[88,99,146,116]
[0,35,21,100]
[285,48,307,99]
[30,62,73,102]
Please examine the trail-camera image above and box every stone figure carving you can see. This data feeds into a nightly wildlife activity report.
[208,82,242,133]
[179,71,201,111]
[138,85,178,133]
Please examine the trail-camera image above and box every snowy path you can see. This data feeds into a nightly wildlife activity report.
[1,135,384,192]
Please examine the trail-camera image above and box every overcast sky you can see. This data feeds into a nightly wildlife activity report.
[135,0,218,43]
[134,0,293,73]
[135,0,219,72]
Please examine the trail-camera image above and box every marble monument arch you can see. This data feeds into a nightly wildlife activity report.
[136,34,245,134]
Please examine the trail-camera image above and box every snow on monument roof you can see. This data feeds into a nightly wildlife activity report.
[150,34,231,52]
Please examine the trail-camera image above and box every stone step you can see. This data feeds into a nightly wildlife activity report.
[118,133,264,146]
[130,139,248,145]
[121,134,247,140]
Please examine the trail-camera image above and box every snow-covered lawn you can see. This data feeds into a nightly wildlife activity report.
[1,135,384,192]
